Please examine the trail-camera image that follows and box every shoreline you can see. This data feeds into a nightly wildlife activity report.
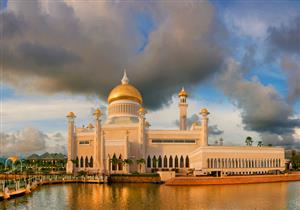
[165,174,300,186]
[1,173,300,200]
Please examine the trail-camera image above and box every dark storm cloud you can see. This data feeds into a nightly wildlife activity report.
[267,16,300,55]
[281,57,300,103]
[266,15,300,105]
[18,42,80,67]
[260,133,300,149]
[1,0,226,109]
[219,59,300,134]
[219,59,300,147]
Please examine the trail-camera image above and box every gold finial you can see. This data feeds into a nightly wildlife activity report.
[121,69,129,84]
[178,87,188,97]
[138,107,147,115]
[66,112,76,118]
[93,108,102,119]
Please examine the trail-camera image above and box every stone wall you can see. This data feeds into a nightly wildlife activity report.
[109,175,161,183]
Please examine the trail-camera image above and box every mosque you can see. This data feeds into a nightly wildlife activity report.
[66,72,285,176]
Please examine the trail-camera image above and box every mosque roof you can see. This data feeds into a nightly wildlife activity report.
[108,70,143,104]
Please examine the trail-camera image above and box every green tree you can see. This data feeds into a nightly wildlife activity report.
[136,158,145,173]
[110,156,119,173]
[291,155,300,169]
[245,136,253,146]
[257,141,263,147]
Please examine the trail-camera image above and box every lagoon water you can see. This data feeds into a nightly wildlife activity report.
[1,182,300,210]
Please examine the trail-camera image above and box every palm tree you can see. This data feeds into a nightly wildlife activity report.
[245,136,253,146]
[257,141,263,147]
[136,158,145,173]
[110,156,119,173]
[123,159,133,173]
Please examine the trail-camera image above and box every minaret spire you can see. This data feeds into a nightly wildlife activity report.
[121,69,129,84]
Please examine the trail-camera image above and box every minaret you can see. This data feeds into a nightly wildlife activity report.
[93,108,102,173]
[200,108,210,146]
[66,112,76,174]
[178,87,188,130]
[138,107,146,160]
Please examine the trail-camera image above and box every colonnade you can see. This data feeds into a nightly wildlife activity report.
[207,158,281,169]
[75,156,93,168]
[108,103,139,116]
[146,155,190,169]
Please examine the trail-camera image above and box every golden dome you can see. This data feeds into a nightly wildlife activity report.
[66,112,76,118]
[178,87,188,97]
[200,108,209,115]
[108,71,143,104]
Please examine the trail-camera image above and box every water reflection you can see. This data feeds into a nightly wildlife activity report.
[1,182,299,210]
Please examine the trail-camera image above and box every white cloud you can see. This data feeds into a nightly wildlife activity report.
[0,127,66,157]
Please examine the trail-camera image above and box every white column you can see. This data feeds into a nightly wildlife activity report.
[93,108,102,174]
[200,108,209,146]
[66,112,76,174]
[124,131,129,173]
[101,131,106,174]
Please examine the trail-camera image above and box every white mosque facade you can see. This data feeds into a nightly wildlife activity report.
[66,72,285,176]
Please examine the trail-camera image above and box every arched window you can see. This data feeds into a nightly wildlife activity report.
[207,159,210,168]
[175,156,179,168]
[112,154,117,171]
[85,156,89,168]
[169,156,173,168]
[118,155,123,171]
[185,156,190,168]
[89,156,93,167]
[152,156,157,168]
[80,156,84,167]
[147,156,151,168]
[163,156,168,168]
[158,155,162,168]
[180,156,184,168]
[75,156,79,167]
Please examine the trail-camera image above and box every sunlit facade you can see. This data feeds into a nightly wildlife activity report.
[66,72,285,176]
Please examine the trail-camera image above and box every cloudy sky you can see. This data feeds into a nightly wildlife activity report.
[0,0,299,156]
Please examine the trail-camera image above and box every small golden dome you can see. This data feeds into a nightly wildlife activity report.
[66,112,76,118]
[139,107,146,114]
[8,156,18,163]
[108,71,143,104]
[93,108,101,116]
[178,87,188,97]
[87,123,94,129]
[200,108,209,115]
